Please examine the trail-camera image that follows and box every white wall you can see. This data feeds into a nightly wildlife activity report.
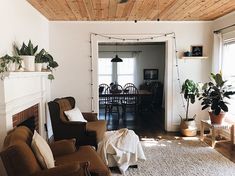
[0,0,49,56]
[213,11,235,31]
[99,44,165,88]
[49,21,213,130]
[0,1,49,175]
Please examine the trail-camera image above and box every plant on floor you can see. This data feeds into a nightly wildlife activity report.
[180,79,199,136]
[199,73,235,124]
[181,79,199,120]
[14,40,38,56]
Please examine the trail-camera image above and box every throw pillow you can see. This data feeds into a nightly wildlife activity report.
[64,107,87,122]
[31,130,55,169]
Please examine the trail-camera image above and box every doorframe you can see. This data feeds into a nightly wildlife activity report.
[91,34,174,131]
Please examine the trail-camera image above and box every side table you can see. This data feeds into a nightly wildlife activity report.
[200,120,234,148]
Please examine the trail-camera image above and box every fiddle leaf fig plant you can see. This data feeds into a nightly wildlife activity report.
[199,73,235,115]
[181,79,199,121]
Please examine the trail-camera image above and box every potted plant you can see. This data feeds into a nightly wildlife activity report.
[35,49,58,79]
[199,73,235,124]
[0,55,11,78]
[0,55,22,73]
[14,40,38,71]
[47,56,59,80]
[35,49,45,71]
[11,56,23,71]
[180,79,199,136]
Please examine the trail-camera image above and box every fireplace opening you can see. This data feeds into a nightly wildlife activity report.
[12,104,39,132]
[17,116,36,132]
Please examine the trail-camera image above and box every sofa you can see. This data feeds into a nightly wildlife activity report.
[0,126,111,176]
[48,97,106,149]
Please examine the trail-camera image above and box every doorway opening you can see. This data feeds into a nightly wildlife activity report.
[97,42,166,135]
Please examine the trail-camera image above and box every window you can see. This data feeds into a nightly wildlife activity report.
[98,58,135,87]
[222,39,235,116]
[117,58,135,86]
[98,58,112,85]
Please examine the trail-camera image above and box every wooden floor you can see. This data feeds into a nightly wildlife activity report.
[99,106,235,163]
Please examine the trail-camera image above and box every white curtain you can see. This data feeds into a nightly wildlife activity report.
[212,33,223,73]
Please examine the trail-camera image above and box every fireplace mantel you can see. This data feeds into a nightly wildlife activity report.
[0,72,51,149]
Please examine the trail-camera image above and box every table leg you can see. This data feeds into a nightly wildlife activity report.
[230,125,234,150]
[200,122,205,141]
[211,127,216,148]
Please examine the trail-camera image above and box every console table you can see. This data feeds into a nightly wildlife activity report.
[200,120,234,148]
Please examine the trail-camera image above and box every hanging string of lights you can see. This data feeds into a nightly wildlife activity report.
[89,32,186,112]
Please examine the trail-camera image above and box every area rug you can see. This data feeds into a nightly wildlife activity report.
[111,139,235,176]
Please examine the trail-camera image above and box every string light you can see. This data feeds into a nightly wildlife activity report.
[89,32,186,112]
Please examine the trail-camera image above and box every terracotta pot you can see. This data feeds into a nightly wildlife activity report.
[180,119,197,137]
[208,111,225,124]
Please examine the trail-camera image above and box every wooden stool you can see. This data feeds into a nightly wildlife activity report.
[200,120,234,148]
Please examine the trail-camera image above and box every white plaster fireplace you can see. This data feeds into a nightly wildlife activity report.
[0,72,51,149]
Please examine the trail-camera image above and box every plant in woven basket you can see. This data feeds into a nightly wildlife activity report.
[181,79,199,121]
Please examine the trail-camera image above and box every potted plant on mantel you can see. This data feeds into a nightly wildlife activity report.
[0,54,22,79]
[180,79,199,136]
[199,73,235,124]
[35,48,59,79]
[14,40,38,72]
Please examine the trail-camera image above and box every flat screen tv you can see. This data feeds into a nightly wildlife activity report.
[144,69,158,80]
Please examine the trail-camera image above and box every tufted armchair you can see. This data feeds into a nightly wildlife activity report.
[48,97,107,149]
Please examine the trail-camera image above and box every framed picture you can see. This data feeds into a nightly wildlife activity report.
[191,45,203,56]
[144,69,158,80]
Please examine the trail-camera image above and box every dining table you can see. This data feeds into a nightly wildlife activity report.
[99,89,152,97]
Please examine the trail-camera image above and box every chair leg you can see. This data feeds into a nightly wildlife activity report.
[117,106,120,121]
[105,105,107,120]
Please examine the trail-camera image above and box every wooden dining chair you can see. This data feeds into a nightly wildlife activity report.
[122,85,139,114]
[123,83,136,89]
[99,83,110,105]
[103,87,122,121]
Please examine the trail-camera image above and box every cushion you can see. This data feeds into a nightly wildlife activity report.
[64,107,87,122]
[31,130,55,169]
[55,146,111,176]
[56,99,73,122]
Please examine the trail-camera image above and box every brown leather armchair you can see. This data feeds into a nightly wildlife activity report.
[0,126,111,176]
[48,97,106,149]
[0,126,90,176]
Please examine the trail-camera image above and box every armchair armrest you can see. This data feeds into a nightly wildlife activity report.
[82,112,98,122]
[50,139,76,157]
[31,162,90,176]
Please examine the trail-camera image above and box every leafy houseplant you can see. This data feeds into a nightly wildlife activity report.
[180,79,199,136]
[200,73,235,124]
[0,55,22,79]
[35,49,59,79]
[0,55,11,74]
[14,40,38,71]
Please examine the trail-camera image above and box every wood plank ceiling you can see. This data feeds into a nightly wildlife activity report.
[27,0,235,21]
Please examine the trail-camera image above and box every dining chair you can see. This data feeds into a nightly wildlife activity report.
[99,83,109,94]
[122,85,139,114]
[123,83,136,89]
[103,87,122,121]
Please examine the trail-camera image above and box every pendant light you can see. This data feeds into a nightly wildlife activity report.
[111,43,123,62]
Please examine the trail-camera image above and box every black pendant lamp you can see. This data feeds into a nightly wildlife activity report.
[111,43,123,62]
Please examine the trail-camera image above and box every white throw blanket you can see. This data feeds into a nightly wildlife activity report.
[98,128,146,174]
